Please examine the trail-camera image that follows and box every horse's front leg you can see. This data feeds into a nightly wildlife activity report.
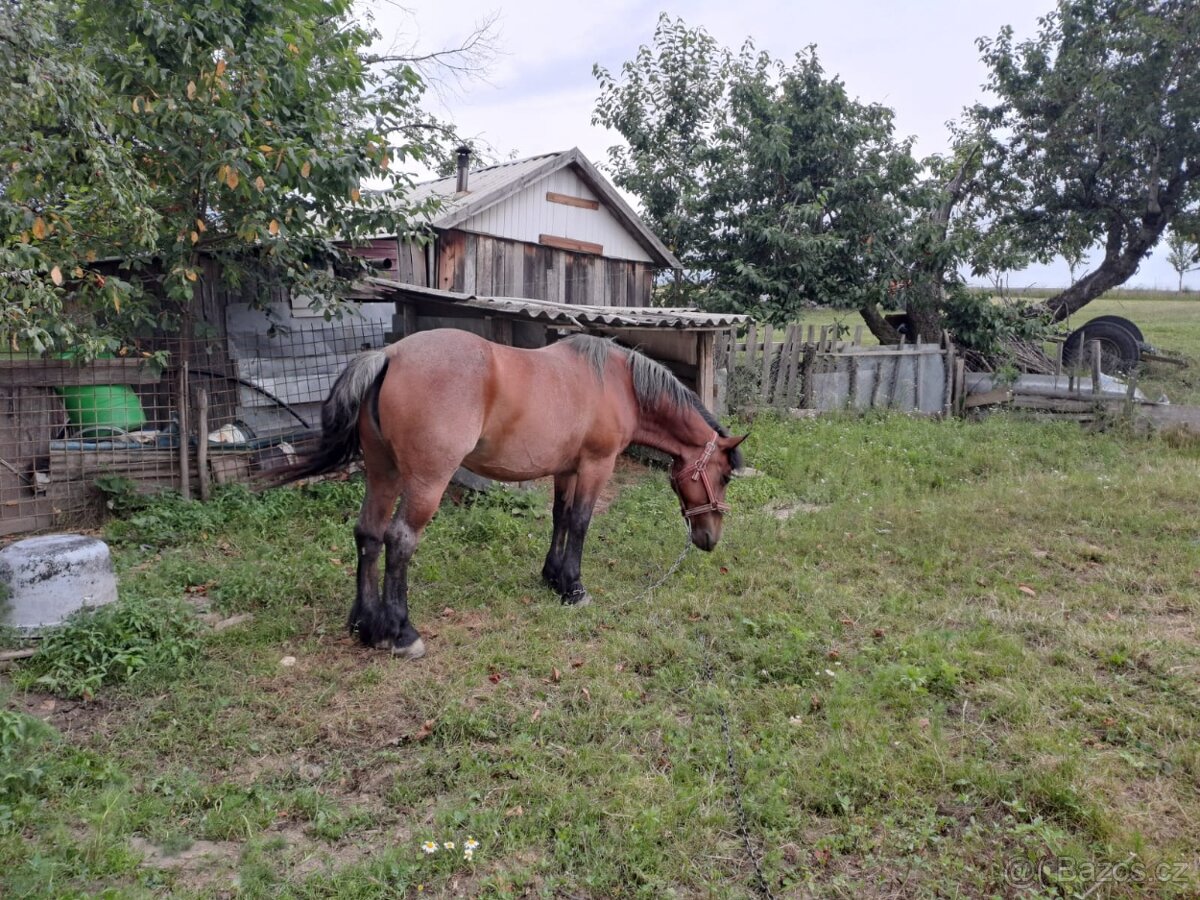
[555,457,616,607]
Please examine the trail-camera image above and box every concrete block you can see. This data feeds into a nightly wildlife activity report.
[0,534,118,633]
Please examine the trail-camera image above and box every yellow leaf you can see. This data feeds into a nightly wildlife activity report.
[300,161,311,178]
[73,267,84,278]
[32,217,47,240]
[195,218,207,233]
[350,188,361,202]
[288,43,299,54]
[113,291,121,313]
[258,145,273,153]
[225,168,239,190]
[268,219,280,236]
[185,269,198,282]
[85,249,97,262]
[50,266,63,286]
[187,81,197,100]
[254,175,265,192]
[215,58,227,77]
[132,97,140,113]
[380,155,390,171]
[190,231,200,244]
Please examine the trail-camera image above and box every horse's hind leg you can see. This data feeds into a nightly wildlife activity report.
[379,481,449,659]
[349,468,402,645]
[541,473,576,593]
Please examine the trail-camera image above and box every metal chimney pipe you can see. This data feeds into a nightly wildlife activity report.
[455,145,471,193]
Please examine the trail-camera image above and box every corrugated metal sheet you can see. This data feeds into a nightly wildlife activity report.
[396,154,561,227]
[364,279,748,330]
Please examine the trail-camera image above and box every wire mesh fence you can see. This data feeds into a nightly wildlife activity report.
[1,316,388,537]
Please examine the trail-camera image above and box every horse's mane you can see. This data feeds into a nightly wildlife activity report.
[560,334,743,469]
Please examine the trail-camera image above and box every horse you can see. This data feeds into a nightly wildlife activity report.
[283,328,746,660]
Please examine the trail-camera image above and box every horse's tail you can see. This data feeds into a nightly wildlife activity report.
[270,349,390,484]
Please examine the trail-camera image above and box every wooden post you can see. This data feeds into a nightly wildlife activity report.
[760,324,774,403]
[853,325,863,346]
[745,322,758,373]
[489,316,513,346]
[1055,340,1064,376]
[870,354,885,408]
[178,362,190,500]
[195,388,210,502]
[696,332,716,412]
[800,344,816,408]
[955,358,966,415]
[773,325,794,404]
[942,344,955,415]
[785,327,804,405]
[1124,369,1138,420]
[955,357,964,417]
[913,348,923,412]
[887,353,902,409]
[846,354,858,410]
[1090,339,1102,394]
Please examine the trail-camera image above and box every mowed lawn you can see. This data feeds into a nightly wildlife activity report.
[3,410,1200,898]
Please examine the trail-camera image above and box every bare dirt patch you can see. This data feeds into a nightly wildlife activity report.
[9,688,120,741]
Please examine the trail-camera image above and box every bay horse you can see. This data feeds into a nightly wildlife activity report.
[286,329,745,659]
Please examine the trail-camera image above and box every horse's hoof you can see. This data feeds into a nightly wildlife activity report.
[392,637,426,660]
[561,590,592,607]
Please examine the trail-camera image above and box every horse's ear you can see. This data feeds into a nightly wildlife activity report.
[719,433,748,450]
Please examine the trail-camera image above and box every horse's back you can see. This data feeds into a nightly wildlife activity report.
[373,329,632,481]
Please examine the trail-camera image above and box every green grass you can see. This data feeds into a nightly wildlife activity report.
[3,414,1200,897]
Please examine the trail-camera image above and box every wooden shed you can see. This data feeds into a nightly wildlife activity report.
[356,147,682,306]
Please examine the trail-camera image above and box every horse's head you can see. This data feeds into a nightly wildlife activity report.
[670,432,748,551]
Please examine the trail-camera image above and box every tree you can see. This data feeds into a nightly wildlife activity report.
[594,16,918,324]
[0,1,157,353]
[971,0,1200,322]
[1,0,461,355]
[1165,223,1200,291]
[593,16,727,304]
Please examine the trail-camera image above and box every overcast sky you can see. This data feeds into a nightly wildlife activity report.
[371,0,1193,291]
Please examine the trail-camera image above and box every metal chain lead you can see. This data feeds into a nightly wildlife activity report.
[699,635,776,900]
[606,517,774,897]
[608,518,693,613]
[719,703,776,899]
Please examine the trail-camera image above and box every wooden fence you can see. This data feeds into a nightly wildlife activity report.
[714,323,960,415]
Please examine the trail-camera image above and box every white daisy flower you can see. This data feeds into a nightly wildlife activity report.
[421,841,438,855]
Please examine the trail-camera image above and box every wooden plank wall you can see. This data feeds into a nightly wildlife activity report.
[714,325,955,415]
[424,230,654,306]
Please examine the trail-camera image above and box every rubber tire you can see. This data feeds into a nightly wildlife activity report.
[1063,320,1141,374]
[1078,315,1144,343]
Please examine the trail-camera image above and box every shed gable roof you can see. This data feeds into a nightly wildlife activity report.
[403,148,681,269]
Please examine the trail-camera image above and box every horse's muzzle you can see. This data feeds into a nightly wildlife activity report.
[690,526,718,552]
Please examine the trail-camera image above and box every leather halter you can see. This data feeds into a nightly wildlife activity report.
[672,433,731,519]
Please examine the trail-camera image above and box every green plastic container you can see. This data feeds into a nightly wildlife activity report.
[51,350,148,436]
[58,384,147,436]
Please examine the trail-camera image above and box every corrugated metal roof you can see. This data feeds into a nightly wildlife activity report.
[400,153,562,227]
[361,279,747,330]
